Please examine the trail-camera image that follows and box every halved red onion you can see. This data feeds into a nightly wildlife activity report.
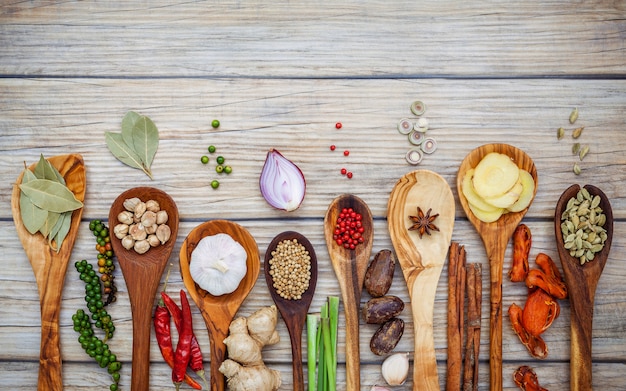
[259,149,306,211]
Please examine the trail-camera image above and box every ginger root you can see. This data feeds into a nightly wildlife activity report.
[219,305,282,391]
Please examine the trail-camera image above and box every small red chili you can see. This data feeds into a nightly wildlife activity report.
[343,150,350,156]
[161,292,207,387]
[154,297,202,390]
[330,145,336,151]
[172,290,193,390]
[335,122,342,129]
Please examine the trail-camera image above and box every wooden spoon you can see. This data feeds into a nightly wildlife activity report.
[456,144,537,390]
[554,184,613,391]
[388,170,455,390]
[108,187,179,391]
[264,231,318,391]
[323,194,373,390]
[11,154,86,391]
[179,220,260,391]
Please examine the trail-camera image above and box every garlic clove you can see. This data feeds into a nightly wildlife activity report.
[156,210,169,225]
[134,201,147,219]
[123,197,141,212]
[134,239,151,254]
[259,148,306,212]
[117,211,134,225]
[121,234,135,250]
[381,352,409,386]
[141,210,157,227]
[147,234,160,247]
[113,223,129,239]
[129,223,147,241]
[145,223,157,235]
[145,199,160,213]
[156,224,171,245]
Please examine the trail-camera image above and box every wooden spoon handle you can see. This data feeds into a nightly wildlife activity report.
[486,243,506,391]
[129,303,152,391]
[569,291,595,390]
[203,313,229,391]
[409,266,442,390]
[37,278,65,391]
[343,296,361,390]
[287,322,305,391]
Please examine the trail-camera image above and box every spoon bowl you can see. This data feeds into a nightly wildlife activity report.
[11,154,86,391]
[264,231,318,391]
[179,220,260,391]
[387,169,455,390]
[554,184,613,391]
[456,143,537,390]
[324,194,374,390]
[109,187,179,391]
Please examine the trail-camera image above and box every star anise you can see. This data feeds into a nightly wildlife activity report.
[408,207,440,238]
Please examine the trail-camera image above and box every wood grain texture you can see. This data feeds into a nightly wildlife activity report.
[10,154,86,391]
[108,187,180,391]
[388,170,455,390]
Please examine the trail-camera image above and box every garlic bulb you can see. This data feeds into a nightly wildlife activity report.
[190,233,248,296]
[381,352,409,386]
[259,148,306,212]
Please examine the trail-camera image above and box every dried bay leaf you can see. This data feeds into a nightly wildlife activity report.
[19,168,48,234]
[131,115,159,168]
[121,111,142,149]
[19,178,83,213]
[50,211,72,252]
[34,154,65,184]
[40,211,61,238]
[105,131,153,178]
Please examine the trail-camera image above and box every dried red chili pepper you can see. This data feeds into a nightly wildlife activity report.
[161,291,208,387]
[508,304,548,360]
[173,290,193,390]
[526,253,568,300]
[509,224,531,282]
[153,297,202,390]
[513,365,549,391]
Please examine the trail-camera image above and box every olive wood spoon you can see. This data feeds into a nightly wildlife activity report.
[388,170,455,390]
[180,220,260,391]
[11,154,86,391]
[555,184,613,391]
[456,144,537,391]
[109,187,179,391]
[264,231,318,391]
[324,194,374,390]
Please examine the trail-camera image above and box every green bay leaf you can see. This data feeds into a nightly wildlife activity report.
[105,131,153,178]
[131,115,159,169]
[19,168,48,234]
[121,111,142,150]
[19,178,83,213]
[33,154,65,184]
[50,211,72,252]
[40,211,61,238]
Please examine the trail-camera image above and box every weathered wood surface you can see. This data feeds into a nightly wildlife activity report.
[0,1,625,390]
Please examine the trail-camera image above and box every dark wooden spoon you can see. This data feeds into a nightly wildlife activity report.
[11,154,86,391]
[456,143,537,390]
[323,194,374,390]
[554,184,613,391]
[109,187,179,391]
[179,220,260,391]
[264,231,318,391]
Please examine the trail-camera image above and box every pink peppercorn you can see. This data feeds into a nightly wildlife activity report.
[330,145,336,151]
[335,122,342,129]
[341,168,347,175]
[343,150,349,156]
[347,172,353,179]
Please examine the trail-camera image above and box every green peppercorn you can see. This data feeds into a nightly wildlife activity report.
[211,180,220,189]
[216,155,225,164]
[211,119,220,128]
[208,145,216,153]
[216,165,224,173]
[224,165,232,174]
[200,155,209,164]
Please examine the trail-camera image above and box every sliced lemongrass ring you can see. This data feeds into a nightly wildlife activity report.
[420,137,437,154]
[410,100,426,116]
[405,148,423,165]
[397,118,413,135]
[415,117,429,131]
[408,130,424,145]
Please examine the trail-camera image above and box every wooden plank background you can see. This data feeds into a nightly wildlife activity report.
[0,1,624,390]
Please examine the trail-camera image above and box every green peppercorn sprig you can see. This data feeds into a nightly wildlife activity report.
[89,219,117,305]
[75,259,115,340]
[72,309,122,391]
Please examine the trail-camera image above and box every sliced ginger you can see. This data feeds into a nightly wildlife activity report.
[472,152,520,198]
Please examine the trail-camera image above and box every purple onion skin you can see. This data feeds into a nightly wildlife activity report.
[259,149,306,212]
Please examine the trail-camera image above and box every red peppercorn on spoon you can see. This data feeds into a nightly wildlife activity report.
[555,184,613,390]
[109,187,179,391]
[456,144,537,390]
[264,231,318,391]
[11,154,86,391]
[324,194,374,391]
[388,169,455,390]
[180,220,260,391]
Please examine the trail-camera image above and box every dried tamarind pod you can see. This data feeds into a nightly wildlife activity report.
[526,253,568,300]
[508,304,548,359]
[513,365,549,391]
[509,224,531,282]
[521,288,560,337]
[364,249,396,297]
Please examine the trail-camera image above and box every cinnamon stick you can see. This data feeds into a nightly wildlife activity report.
[463,263,482,391]
[447,242,466,391]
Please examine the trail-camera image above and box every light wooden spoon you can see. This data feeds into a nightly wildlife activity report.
[324,194,374,390]
[11,154,86,391]
[109,187,179,391]
[388,170,455,390]
[456,144,537,390]
[179,220,260,391]
[555,184,613,391]
[264,231,318,391]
